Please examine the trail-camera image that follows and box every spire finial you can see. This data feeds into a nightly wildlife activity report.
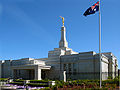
[60,16,64,26]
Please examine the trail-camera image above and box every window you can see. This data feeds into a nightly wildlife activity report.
[63,64,66,71]
[68,63,71,73]
[73,63,77,75]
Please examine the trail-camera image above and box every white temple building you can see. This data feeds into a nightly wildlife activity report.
[0,21,118,80]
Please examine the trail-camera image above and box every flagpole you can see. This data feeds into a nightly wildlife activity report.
[99,0,102,88]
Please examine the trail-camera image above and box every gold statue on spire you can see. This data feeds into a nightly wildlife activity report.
[60,16,64,26]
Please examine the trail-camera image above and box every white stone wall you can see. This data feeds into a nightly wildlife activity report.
[102,62,108,80]
[78,61,94,72]
[59,52,110,80]
[0,51,117,80]
[102,52,118,78]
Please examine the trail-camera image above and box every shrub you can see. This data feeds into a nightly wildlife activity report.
[64,82,69,86]
[41,87,50,90]
[0,78,9,81]
[108,76,112,79]
[51,85,57,90]
[30,80,48,83]
[111,84,116,89]
[26,83,48,87]
[102,78,119,86]
[9,82,24,85]
[113,78,119,86]
[14,79,24,82]
[55,80,64,88]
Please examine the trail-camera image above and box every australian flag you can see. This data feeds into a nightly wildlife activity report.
[83,1,99,16]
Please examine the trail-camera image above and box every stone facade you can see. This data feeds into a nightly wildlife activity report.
[0,25,118,80]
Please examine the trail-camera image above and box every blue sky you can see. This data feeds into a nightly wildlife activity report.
[0,0,119,68]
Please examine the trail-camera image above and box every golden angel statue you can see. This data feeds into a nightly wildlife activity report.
[60,16,64,26]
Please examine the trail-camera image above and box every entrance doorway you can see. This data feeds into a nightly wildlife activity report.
[13,69,35,80]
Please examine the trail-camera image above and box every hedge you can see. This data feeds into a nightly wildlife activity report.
[26,83,48,87]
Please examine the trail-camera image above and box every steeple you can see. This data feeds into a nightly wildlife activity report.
[59,16,68,48]
[59,26,68,48]
[48,17,78,58]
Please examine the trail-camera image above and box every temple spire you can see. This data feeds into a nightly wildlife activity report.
[60,16,64,26]
[59,17,68,48]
